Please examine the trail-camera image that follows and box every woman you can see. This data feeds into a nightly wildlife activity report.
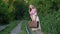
[29,5,37,21]
[29,4,41,31]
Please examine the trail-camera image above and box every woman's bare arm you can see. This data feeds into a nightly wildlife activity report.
[35,13,37,21]
[34,9,37,21]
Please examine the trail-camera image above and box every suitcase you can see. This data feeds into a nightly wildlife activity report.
[29,21,39,28]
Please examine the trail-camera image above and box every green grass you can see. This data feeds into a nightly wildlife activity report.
[39,14,58,34]
[18,30,27,34]
[19,20,29,34]
[0,20,20,34]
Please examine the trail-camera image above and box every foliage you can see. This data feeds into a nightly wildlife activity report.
[0,0,9,25]
[13,0,29,20]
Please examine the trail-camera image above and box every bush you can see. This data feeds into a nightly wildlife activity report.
[13,0,29,20]
[0,0,9,25]
[0,0,14,25]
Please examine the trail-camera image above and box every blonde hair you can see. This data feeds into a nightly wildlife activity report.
[29,4,35,9]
